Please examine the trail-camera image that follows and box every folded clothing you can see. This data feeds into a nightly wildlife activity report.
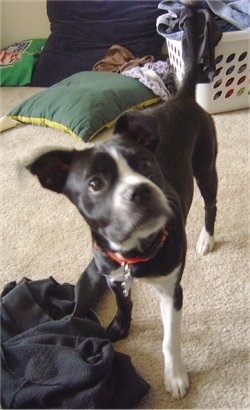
[1,277,150,409]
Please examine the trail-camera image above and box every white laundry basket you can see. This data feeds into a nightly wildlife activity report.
[166,30,250,114]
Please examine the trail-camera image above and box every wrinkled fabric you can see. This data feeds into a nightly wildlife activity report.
[1,277,150,409]
[157,2,223,82]
[204,0,250,30]
[122,60,176,101]
[158,0,250,32]
[92,44,154,73]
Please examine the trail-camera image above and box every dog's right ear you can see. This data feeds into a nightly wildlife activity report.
[27,150,74,193]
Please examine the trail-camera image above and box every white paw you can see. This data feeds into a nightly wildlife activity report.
[165,366,189,399]
[196,226,215,255]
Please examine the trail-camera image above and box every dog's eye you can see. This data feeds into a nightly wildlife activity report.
[88,176,104,192]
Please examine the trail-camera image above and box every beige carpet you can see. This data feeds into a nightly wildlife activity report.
[1,87,249,409]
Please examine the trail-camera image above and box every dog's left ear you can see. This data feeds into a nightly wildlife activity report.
[27,150,74,193]
[114,111,159,151]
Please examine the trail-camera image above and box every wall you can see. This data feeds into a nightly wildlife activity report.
[1,0,50,48]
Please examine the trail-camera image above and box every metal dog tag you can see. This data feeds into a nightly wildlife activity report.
[121,262,133,297]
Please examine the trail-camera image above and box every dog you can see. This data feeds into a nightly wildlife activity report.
[28,9,217,400]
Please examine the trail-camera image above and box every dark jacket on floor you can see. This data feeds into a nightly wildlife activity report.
[1,277,149,409]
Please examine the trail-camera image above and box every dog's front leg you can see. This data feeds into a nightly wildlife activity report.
[106,280,133,342]
[149,267,189,399]
[160,288,189,399]
[73,258,107,317]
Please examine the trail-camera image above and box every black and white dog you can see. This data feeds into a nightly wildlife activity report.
[28,9,217,400]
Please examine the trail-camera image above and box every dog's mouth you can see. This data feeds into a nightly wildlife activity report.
[96,224,168,270]
[139,228,167,256]
[118,225,167,260]
[105,213,168,254]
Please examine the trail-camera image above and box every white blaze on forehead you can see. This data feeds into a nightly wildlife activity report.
[106,146,172,252]
[109,146,142,181]
[109,146,170,211]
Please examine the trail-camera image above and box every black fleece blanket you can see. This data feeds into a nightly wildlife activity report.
[1,277,150,409]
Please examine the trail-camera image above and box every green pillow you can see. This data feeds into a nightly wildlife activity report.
[8,71,160,142]
[0,39,47,86]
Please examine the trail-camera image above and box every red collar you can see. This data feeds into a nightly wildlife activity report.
[93,228,168,266]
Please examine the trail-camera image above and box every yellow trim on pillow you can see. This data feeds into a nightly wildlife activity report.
[9,96,161,142]
[8,115,82,141]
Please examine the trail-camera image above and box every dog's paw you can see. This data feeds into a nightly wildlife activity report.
[164,366,189,399]
[106,313,131,342]
[196,227,215,255]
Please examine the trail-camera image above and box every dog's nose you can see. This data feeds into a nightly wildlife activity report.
[124,183,152,204]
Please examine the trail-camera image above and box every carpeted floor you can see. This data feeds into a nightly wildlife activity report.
[1,87,249,409]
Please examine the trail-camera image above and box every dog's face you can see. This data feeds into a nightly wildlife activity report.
[29,111,172,253]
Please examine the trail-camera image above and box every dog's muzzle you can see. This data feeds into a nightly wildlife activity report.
[122,182,153,205]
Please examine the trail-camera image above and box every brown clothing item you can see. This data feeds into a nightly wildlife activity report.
[92,44,154,73]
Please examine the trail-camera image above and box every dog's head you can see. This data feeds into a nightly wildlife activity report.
[28,111,173,254]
